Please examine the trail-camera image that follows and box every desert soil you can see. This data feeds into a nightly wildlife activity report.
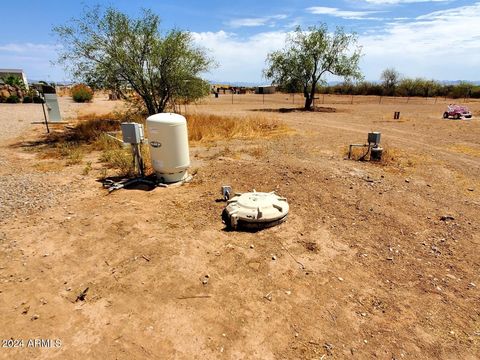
[0,93,479,359]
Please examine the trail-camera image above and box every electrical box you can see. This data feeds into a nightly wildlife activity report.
[368,132,381,145]
[121,122,144,144]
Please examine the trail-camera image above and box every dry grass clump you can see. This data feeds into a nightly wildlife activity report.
[186,113,291,143]
[99,148,135,177]
[66,113,122,143]
[344,144,416,169]
[449,144,480,157]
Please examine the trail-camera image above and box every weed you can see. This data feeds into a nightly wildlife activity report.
[99,148,135,177]
[82,161,92,175]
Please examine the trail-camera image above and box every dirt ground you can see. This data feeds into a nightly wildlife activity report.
[1,93,479,359]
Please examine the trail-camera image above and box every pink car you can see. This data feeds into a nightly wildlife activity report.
[443,105,472,119]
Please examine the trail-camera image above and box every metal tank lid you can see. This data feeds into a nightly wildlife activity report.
[147,113,186,124]
[222,190,289,231]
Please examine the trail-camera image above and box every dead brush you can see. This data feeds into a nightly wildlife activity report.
[343,144,415,169]
[186,113,291,143]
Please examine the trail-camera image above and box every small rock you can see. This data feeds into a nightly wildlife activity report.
[338,277,344,282]
[468,188,474,192]
[386,257,394,261]
[202,275,210,285]
[285,290,292,295]
[468,282,476,288]
[272,255,277,261]
[360,312,367,317]
[264,292,273,301]
[66,287,72,291]
[405,179,410,183]
[250,244,254,249]
[31,314,39,320]
[440,215,455,221]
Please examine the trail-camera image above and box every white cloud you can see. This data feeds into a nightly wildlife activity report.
[192,30,288,82]
[0,43,64,81]
[359,3,480,79]
[193,3,480,82]
[307,6,382,19]
[364,0,449,4]
[227,14,287,28]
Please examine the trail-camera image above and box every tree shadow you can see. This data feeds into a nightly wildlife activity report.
[250,106,337,113]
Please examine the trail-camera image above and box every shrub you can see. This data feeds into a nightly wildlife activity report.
[6,95,20,103]
[23,96,33,103]
[33,96,45,104]
[71,84,93,103]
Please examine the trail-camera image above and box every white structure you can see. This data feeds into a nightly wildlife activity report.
[146,113,190,183]
[0,69,28,89]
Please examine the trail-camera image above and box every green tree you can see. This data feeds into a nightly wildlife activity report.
[264,24,362,110]
[451,81,474,99]
[417,79,440,98]
[53,6,213,115]
[380,68,400,96]
[398,78,420,101]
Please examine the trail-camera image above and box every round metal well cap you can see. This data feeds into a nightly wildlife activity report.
[222,191,289,231]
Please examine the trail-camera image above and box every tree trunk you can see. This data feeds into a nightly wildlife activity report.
[305,82,317,111]
[304,96,313,110]
[304,84,315,111]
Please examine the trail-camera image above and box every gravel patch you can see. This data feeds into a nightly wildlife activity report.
[0,173,68,223]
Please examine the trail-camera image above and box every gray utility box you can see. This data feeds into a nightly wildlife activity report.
[121,122,144,144]
[368,132,381,145]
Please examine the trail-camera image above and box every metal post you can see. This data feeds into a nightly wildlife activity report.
[41,100,49,134]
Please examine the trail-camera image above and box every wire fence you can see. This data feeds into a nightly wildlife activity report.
[208,93,479,107]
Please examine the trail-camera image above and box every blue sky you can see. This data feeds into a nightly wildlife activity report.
[1,0,479,83]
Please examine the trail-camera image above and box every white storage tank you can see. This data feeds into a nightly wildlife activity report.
[146,113,190,183]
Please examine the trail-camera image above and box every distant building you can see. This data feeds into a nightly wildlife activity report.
[255,85,276,94]
[0,69,28,89]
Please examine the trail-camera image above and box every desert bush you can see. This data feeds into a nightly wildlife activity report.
[71,84,94,103]
[186,113,290,143]
[2,75,25,89]
[23,96,33,103]
[66,113,121,143]
[6,95,20,103]
[100,147,135,176]
[33,95,45,103]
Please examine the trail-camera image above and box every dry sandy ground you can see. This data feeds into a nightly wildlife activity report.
[0,93,479,359]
